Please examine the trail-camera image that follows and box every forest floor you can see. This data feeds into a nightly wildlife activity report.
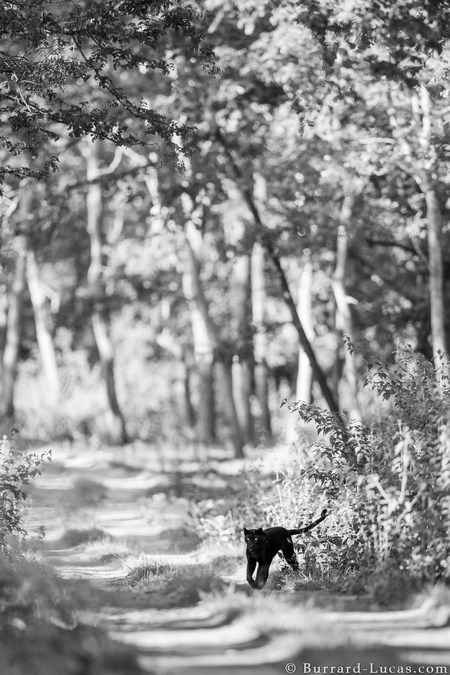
[22,443,450,675]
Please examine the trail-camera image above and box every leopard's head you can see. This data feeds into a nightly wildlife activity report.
[243,527,267,554]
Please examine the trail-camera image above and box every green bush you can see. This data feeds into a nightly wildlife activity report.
[0,431,50,554]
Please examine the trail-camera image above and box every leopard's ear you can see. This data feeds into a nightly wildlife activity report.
[243,527,248,535]
[257,527,264,533]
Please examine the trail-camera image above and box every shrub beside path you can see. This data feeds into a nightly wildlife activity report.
[24,445,450,674]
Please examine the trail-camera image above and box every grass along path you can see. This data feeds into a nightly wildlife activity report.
[23,444,450,674]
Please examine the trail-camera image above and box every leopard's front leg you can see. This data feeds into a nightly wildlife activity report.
[246,553,257,588]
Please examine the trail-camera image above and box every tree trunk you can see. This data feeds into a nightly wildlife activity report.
[251,242,272,440]
[425,188,447,365]
[183,215,244,457]
[416,85,448,382]
[231,252,254,444]
[155,330,197,439]
[0,237,26,419]
[86,140,127,445]
[182,218,216,446]
[0,293,7,364]
[182,350,197,435]
[216,358,244,457]
[26,244,60,405]
[332,195,362,421]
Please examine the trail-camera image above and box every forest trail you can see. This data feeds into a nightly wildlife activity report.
[24,445,450,675]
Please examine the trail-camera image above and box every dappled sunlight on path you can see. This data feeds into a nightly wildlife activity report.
[24,446,450,674]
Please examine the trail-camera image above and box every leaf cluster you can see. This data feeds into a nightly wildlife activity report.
[0,0,215,181]
[0,431,50,553]
[295,0,449,87]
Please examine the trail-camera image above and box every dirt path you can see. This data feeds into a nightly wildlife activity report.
[24,445,450,675]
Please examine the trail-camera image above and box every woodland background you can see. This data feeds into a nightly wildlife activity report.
[0,0,449,630]
[1,0,450,453]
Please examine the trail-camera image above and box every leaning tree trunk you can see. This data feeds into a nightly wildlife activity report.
[0,237,26,419]
[251,241,272,441]
[86,140,127,445]
[26,244,60,406]
[332,194,362,421]
[216,130,343,423]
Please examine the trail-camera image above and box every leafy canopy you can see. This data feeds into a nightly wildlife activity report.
[0,0,215,182]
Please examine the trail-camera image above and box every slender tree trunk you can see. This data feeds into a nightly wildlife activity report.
[425,188,447,363]
[182,219,216,445]
[0,293,7,363]
[183,216,244,457]
[26,244,60,405]
[332,195,362,421]
[0,237,26,419]
[413,89,450,517]
[86,140,127,444]
[155,330,197,439]
[231,252,254,444]
[416,85,448,382]
[182,349,197,435]
[216,358,244,457]
[251,242,271,440]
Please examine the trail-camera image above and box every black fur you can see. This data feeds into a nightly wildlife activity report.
[243,508,328,589]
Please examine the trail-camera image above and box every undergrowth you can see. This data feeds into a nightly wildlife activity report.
[125,556,227,607]
[189,345,450,602]
[0,430,49,554]
[0,551,143,675]
[287,343,450,599]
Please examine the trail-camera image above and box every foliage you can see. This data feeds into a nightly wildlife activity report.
[188,341,450,592]
[0,551,74,628]
[0,0,216,184]
[189,345,449,595]
[70,477,108,508]
[0,0,450,475]
[0,551,142,675]
[0,430,50,553]
[125,557,226,607]
[288,344,450,591]
[293,0,450,87]
[187,465,274,543]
